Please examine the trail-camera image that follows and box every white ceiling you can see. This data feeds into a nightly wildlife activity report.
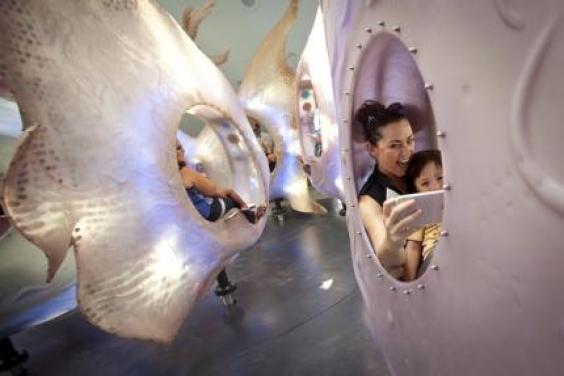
[158,0,319,89]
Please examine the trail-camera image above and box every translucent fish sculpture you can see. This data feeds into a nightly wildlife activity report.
[181,0,230,66]
[239,0,326,214]
[0,78,14,101]
[295,7,344,201]
[0,98,77,338]
[322,0,564,374]
[0,0,268,343]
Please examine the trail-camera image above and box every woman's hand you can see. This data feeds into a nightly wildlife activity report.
[382,198,421,245]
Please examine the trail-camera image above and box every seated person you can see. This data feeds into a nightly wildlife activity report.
[403,150,443,281]
[176,140,264,223]
[250,117,277,172]
[356,101,417,279]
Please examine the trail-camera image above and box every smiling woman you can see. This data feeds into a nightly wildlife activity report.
[356,102,416,279]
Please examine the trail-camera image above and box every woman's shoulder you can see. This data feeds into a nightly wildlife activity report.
[359,168,402,206]
[359,175,387,206]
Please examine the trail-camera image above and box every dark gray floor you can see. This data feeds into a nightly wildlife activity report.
[10,200,391,376]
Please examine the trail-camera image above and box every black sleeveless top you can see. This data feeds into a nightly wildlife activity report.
[359,166,403,206]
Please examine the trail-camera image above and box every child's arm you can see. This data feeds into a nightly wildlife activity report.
[404,240,422,281]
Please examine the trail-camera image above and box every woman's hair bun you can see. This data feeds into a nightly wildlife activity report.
[354,101,407,144]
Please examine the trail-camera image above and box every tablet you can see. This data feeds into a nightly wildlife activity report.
[393,190,444,229]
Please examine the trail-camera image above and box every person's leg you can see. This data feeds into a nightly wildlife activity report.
[221,197,239,213]
[221,197,263,223]
[207,197,235,222]
[0,337,28,373]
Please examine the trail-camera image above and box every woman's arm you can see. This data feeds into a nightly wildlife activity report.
[359,195,421,274]
[359,195,405,268]
[404,240,422,281]
[180,167,219,197]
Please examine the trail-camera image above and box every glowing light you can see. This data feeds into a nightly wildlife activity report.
[320,278,334,290]
[151,235,185,282]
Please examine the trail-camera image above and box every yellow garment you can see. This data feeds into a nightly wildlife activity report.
[407,224,441,260]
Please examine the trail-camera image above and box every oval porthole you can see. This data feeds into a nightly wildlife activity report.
[176,106,266,222]
[350,32,443,282]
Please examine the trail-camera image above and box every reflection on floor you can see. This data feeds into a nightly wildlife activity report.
[11,199,390,376]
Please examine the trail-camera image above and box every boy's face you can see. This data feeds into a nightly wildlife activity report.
[415,162,443,192]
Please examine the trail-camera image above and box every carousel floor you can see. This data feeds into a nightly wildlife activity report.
[10,199,391,376]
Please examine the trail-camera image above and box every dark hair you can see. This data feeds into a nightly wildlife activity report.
[405,150,442,193]
[178,160,186,169]
[354,100,407,145]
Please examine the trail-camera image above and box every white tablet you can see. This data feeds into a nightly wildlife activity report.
[393,190,444,229]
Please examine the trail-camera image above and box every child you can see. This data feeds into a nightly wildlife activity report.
[403,150,443,281]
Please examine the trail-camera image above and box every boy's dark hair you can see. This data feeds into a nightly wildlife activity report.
[354,101,407,145]
[405,150,442,193]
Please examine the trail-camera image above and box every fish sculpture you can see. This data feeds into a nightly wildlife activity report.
[181,0,230,66]
[0,0,268,343]
[321,0,564,374]
[295,6,344,201]
[239,0,326,214]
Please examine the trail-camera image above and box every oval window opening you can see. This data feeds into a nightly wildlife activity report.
[351,32,444,282]
[178,112,212,176]
[176,107,266,223]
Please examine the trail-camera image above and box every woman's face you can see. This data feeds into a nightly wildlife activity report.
[176,140,185,163]
[368,119,414,178]
[415,162,443,192]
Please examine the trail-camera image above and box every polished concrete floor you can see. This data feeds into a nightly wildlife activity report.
[9,199,391,376]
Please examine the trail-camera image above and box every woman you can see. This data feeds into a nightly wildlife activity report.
[356,101,421,279]
[176,140,264,223]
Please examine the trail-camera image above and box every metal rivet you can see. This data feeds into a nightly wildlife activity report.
[377,21,385,27]
[442,183,451,191]
[409,47,418,54]
[377,273,383,278]
[356,231,362,235]
[356,43,363,49]
[348,66,355,71]
[344,91,350,96]
[425,83,434,91]
[350,204,356,208]
[346,176,351,181]
[343,119,349,124]
[440,230,449,237]
[389,286,396,292]
[430,265,439,271]
[436,130,446,138]
[392,25,401,33]
[365,27,373,33]
[403,290,411,295]
[366,253,372,258]
[417,284,425,290]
